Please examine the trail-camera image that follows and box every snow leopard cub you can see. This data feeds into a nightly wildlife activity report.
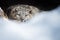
[7,5,40,22]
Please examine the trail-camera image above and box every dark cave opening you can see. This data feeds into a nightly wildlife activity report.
[0,0,60,13]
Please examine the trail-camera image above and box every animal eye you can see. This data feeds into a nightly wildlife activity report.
[29,11,32,14]
[15,9,17,12]
[29,11,31,13]
[25,15,27,16]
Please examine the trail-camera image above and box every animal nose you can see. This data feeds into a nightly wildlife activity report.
[20,18,24,22]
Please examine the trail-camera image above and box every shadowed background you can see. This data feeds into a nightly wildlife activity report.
[0,0,60,12]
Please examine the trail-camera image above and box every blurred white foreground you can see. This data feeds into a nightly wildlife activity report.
[0,6,60,40]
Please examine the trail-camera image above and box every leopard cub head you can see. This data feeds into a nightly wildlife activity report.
[7,5,40,22]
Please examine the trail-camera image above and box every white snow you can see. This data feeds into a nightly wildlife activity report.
[0,6,60,40]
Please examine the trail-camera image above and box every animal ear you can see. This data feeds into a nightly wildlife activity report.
[0,7,4,17]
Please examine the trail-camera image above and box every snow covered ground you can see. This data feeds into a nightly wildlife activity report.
[0,6,60,40]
